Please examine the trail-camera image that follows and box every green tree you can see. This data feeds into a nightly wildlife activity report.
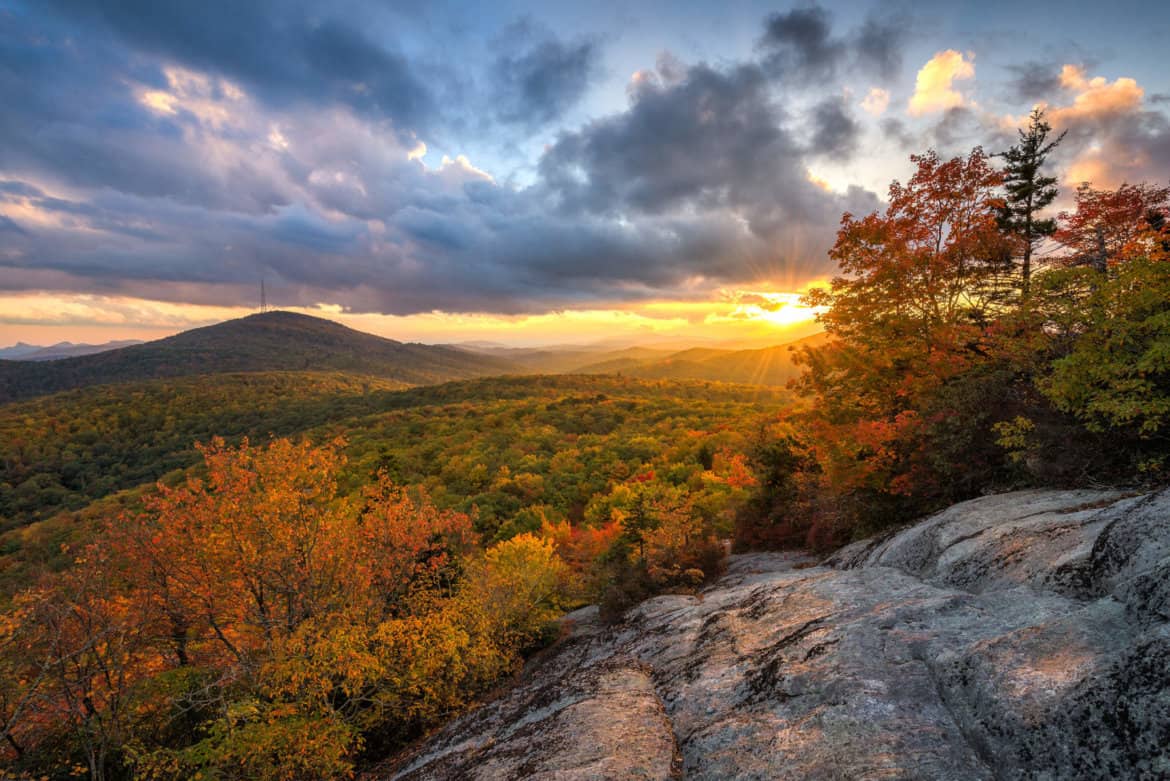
[997,107,1065,298]
[1040,254,1170,464]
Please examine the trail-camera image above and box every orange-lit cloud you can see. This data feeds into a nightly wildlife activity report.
[806,170,835,192]
[908,50,974,116]
[407,140,428,161]
[1010,65,1154,187]
[860,87,890,116]
[1050,65,1143,122]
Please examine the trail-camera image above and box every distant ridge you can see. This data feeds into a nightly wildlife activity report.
[0,311,519,403]
[572,331,830,386]
[0,343,43,360]
[1,339,144,361]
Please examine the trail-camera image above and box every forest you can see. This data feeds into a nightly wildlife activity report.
[1,109,1169,780]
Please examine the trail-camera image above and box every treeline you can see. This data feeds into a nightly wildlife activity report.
[737,109,1170,549]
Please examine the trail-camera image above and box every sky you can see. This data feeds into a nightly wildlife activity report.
[1,0,1167,347]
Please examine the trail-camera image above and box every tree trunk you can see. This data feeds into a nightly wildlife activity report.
[1094,226,1107,274]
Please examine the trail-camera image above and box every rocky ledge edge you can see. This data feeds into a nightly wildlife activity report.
[385,488,1170,780]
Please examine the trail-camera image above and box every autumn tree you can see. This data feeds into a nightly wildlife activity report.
[997,107,1065,297]
[794,148,1012,529]
[0,545,153,780]
[808,147,1009,350]
[3,436,574,780]
[1054,182,1170,272]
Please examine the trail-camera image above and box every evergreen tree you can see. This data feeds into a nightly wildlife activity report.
[997,108,1066,297]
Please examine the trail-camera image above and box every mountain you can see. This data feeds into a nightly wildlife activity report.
[573,332,830,386]
[390,488,1170,781]
[4,339,145,361]
[0,342,43,360]
[0,311,520,403]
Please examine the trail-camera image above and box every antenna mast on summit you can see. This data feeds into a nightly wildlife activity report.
[260,278,267,313]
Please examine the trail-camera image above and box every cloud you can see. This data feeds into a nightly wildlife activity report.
[995,65,1167,188]
[852,16,906,81]
[879,117,914,148]
[0,34,882,317]
[758,5,907,83]
[927,106,982,152]
[970,61,1168,191]
[1057,95,1167,188]
[537,58,874,244]
[1004,61,1065,103]
[14,0,896,305]
[1048,65,1143,123]
[759,6,844,81]
[860,87,890,116]
[41,0,436,136]
[809,97,860,159]
[908,50,975,116]
[0,215,27,235]
[490,21,600,130]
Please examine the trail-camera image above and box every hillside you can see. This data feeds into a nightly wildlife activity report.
[455,344,678,374]
[389,488,1170,780]
[0,372,788,534]
[574,332,831,385]
[0,311,518,402]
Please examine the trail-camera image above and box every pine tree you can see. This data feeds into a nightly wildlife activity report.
[997,108,1065,298]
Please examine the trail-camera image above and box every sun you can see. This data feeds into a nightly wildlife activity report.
[727,291,823,329]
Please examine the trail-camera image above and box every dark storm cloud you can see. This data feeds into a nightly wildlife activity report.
[491,21,600,129]
[853,16,906,81]
[880,117,915,149]
[533,57,880,284]
[0,180,44,198]
[41,0,436,135]
[0,11,291,213]
[539,63,822,228]
[758,5,907,82]
[1003,61,1065,103]
[928,106,982,152]
[809,97,861,159]
[759,6,845,81]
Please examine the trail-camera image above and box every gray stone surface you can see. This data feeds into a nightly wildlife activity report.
[388,489,1170,780]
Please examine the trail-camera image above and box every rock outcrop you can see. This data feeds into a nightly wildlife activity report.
[388,489,1170,780]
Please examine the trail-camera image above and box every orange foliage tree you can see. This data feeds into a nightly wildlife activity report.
[792,148,1013,538]
[1054,182,1170,271]
[3,437,568,781]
